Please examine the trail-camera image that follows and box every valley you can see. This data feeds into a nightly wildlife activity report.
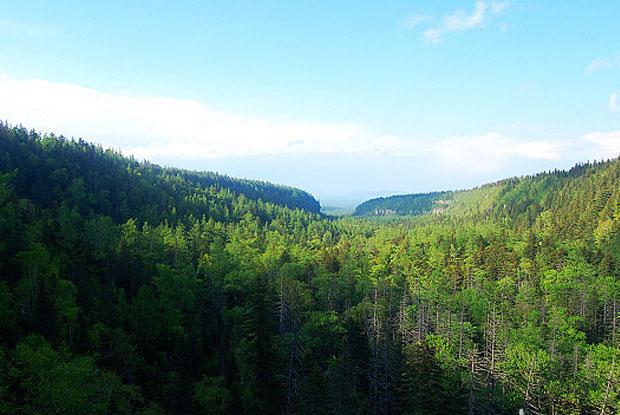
[0,123,618,414]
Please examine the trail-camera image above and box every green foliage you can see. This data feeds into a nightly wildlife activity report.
[194,375,231,414]
[0,122,619,413]
[0,124,321,219]
[355,191,452,216]
[11,335,140,414]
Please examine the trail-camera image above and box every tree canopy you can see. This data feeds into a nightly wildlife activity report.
[0,122,619,414]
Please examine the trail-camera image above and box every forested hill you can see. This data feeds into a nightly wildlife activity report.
[0,121,619,414]
[0,123,321,218]
[355,158,620,227]
[354,191,452,216]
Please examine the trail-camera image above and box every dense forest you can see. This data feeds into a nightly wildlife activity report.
[354,192,452,216]
[0,123,320,218]
[0,123,619,414]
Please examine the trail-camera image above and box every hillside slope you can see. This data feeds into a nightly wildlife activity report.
[0,122,618,414]
[0,123,321,219]
[354,191,452,216]
[355,158,620,231]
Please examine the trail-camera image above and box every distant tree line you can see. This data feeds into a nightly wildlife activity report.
[354,191,452,217]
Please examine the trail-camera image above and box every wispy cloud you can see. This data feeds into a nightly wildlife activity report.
[421,1,510,43]
[585,54,620,75]
[609,93,619,112]
[399,11,432,29]
[0,73,616,175]
[423,28,444,44]
[586,58,611,75]
[443,1,489,31]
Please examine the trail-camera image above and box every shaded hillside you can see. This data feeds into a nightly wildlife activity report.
[354,191,452,216]
[0,123,321,220]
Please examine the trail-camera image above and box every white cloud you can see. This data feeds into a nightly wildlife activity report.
[608,92,619,112]
[400,11,432,29]
[0,73,367,159]
[429,133,560,173]
[586,53,620,75]
[444,0,489,32]
[585,58,611,75]
[423,28,443,43]
[490,1,510,13]
[584,131,620,159]
[422,1,510,43]
[2,73,616,177]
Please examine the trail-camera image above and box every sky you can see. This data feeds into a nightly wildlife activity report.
[0,1,619,206]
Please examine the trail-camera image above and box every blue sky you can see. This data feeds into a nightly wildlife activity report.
[0,1,619,205]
